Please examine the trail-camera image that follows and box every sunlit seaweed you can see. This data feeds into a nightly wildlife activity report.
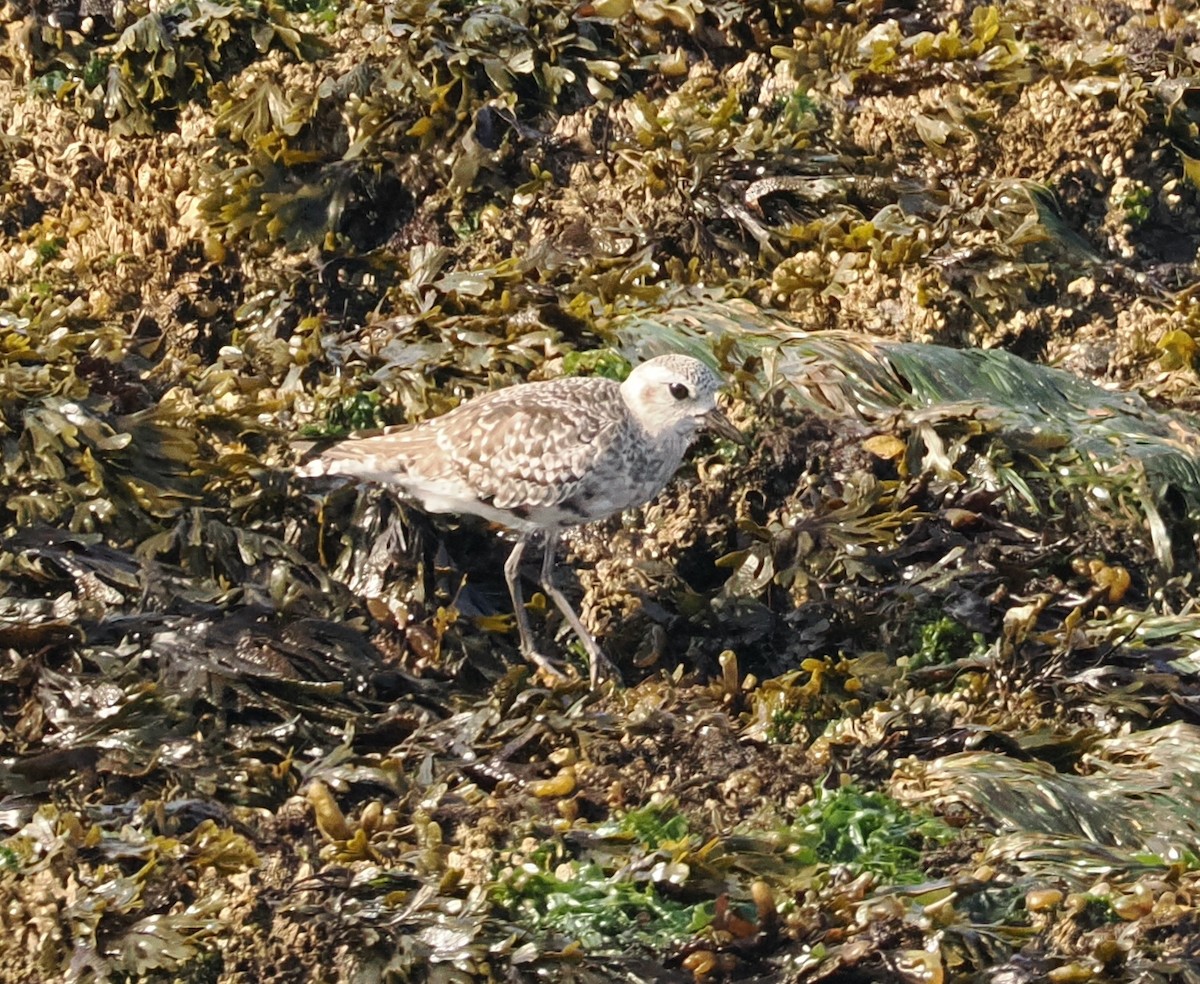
[5,0,1200,980]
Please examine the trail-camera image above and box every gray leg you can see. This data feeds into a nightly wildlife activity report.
[503,533,565,680]
[538,531,620,688]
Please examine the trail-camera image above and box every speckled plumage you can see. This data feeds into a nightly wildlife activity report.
[297,354,739,685]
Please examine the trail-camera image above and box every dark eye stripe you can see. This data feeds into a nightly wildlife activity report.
[669,382,690,400]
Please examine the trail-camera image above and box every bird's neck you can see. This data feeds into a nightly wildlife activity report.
[629,414,692,459]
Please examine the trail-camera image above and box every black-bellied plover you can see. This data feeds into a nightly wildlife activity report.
[296,354,740,686]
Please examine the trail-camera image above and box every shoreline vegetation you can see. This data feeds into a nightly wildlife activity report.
[5,1,1200,980]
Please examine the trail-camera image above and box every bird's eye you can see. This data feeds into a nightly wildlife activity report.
[669,382,690,400]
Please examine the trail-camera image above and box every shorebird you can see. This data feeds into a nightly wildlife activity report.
[296,354,740,686]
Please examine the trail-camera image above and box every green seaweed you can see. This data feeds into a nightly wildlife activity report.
[784,785,956,885]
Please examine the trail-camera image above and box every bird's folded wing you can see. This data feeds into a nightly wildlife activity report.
[434,397,623,509]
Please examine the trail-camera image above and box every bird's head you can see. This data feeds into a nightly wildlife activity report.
[619,354,741,443]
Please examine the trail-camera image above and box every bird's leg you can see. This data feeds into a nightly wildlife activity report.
[538,531,621,688]
[503,532,566,680]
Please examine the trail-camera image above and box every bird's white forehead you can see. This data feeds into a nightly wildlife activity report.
[631,354,723,394]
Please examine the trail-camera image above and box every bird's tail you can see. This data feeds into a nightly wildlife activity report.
[293,448,337,478]
[293,426,427,483]
[294,443,379,480]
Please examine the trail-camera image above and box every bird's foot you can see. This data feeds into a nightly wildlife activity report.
[573,635,621,689]
[522,642,621,691]
[588,649,623,689]
[521,647,570,684]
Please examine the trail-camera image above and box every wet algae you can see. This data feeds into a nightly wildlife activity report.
[5,0,1200,980]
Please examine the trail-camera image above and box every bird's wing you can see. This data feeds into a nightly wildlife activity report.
[297,377,627,511]
[431,384,625,508]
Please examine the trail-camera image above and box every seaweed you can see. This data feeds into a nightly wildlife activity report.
[6,0,1200,979]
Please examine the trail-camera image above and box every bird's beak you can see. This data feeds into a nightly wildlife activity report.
[702,407,744,444]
